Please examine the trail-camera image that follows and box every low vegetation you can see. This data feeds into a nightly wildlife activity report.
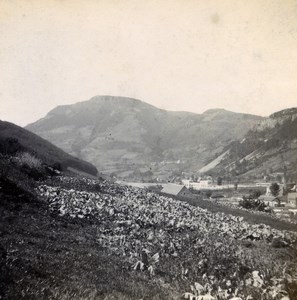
[1,129,297,299]
[15,152,42,170]
[239,198,267,212]
[1,164,297,299]
[0,120,98,176]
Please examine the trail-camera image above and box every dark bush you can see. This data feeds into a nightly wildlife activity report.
[0,138,24,155]
[205,191,212,198]
[0,176,34,202]
[19,164,46,181]
[270,182,280,197]
[239,197,267,211]
[52,162,62,171]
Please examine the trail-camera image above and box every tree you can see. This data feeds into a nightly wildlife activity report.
[205,191,212,198]
[270,182,280,197]
[276,174,282,183]
[217,177,223,186]
[234,183,238,191]
[239,197,266,211]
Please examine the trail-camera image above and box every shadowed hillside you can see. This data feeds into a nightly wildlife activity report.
[0,120,98,176]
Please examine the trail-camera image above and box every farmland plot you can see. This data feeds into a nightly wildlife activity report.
[33,176,297,300]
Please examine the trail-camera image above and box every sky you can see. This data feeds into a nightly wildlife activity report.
[0,0,296,126]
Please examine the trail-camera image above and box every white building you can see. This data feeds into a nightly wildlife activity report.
[182,179,213,190]
[288,192,297,207]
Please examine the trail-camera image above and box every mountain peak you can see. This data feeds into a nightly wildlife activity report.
[203,108,229,114]
[82,95,157,108]
[269,107,297,119]
[26,97,263,180]
[89,95,141,103]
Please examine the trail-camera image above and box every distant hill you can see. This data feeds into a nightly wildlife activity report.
[201,107,297,181]
[0,120,98,176]
[26,96,262,180]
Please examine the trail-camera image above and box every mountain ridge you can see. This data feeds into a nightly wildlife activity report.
[27,96,263,128]
[26,95,263,180]
[202,107,297,181]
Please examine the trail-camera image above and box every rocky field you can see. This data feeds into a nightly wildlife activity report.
[1,174,297,299]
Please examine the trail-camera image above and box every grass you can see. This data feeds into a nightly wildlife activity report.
[165,193,297,232]
[0,120,98,176]
[0,189,178,300]
[1,165,297,299]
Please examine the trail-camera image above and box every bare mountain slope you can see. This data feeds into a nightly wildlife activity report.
[201,107,297,180]
[26,96,262,179]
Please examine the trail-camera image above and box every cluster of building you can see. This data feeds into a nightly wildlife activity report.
[257,183,297,208]
[125,171,297,223]
[182,177,214,189]
[230,183,297,222]
[266,186,297,221]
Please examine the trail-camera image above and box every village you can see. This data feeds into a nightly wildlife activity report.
[119,172,297,224]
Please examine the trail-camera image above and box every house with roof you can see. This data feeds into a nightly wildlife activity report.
[161,184,193,198]
[258,195,286,207]
[288,192,297,207]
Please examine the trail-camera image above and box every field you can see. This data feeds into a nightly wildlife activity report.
[177,195,297,232]
[1,174,297,300]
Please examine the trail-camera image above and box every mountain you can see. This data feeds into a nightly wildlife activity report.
[201,107,297,181]
[26,96,262,180]
[0,120,98,176]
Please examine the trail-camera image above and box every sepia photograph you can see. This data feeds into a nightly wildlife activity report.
[0,1,297,299]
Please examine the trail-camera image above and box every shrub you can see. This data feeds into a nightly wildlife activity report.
[0,137,24,155]
[0,155,10,178]
[52,162,62,171]
[205,191,212,198]
[16,152,42,170]
[270,182,280,197]
[239,197,267,211]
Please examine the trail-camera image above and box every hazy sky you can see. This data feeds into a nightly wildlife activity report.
[0,0,296,126]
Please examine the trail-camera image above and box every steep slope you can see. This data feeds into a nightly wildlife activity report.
[0,120,98,176]
[26,96,262,179]
[201,107,297,180]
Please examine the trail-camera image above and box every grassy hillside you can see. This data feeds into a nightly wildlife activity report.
[1,111,297,299]
[0,120,98,176]
[26,96,262,180]
[0,179,171,300]
[1,168,297,299]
